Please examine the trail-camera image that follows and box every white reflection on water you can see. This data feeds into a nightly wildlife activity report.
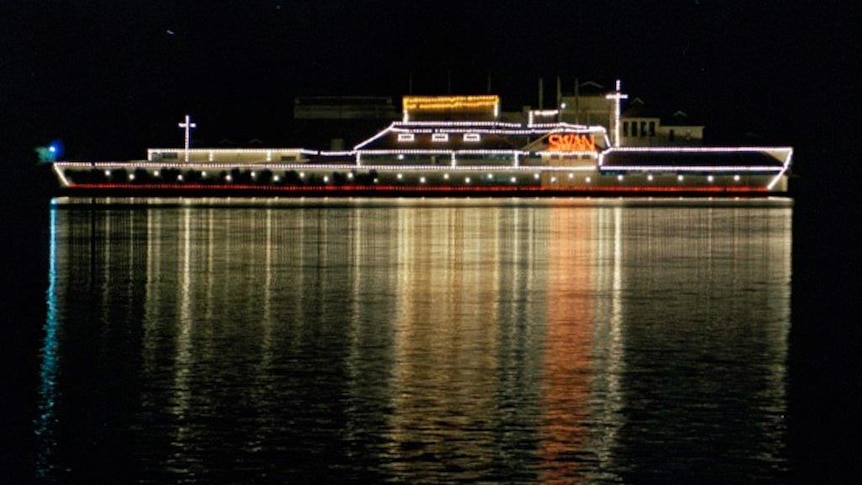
[39,197,792,483]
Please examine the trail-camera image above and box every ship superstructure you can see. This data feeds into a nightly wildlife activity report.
[50,82,792,195]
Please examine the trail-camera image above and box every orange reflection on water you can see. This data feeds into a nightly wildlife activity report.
[538,203,597,482]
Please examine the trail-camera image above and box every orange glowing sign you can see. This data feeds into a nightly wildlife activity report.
[547,134,596,151]
[403,95,500,112]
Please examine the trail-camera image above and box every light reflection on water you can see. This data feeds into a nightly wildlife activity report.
[38,197,792,483]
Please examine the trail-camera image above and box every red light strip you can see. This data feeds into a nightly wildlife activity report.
[66,183,771,194]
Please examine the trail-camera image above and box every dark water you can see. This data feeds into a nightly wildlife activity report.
[27,197,796,483]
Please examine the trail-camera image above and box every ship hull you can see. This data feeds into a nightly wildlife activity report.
[52,159,789,197]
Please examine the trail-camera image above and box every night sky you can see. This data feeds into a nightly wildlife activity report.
[2,0,855,166]
[1,2,861,480]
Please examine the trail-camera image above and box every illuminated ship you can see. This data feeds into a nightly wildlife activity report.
[50,82,793,196]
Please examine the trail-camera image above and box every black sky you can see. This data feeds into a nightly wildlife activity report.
[1,0,857,171]
[2,3,862,479]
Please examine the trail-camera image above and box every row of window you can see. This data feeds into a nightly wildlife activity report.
[397,133,481,143]
[623,120,656,138]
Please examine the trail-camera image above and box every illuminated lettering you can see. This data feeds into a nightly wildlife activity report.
[548,134,596,151]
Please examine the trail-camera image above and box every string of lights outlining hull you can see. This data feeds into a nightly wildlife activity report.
[49,83,793,196]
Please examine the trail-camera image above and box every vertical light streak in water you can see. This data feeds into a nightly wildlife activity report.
[758,209,792,467]
[264,208,273,325]
[595,206,626,474]
[346,205,367,400]
[142,209,159,423]
[101,210,111,326]
[262,207,274,347]
[36,206,60,479]
[169,208,194,459]
[205,208,215,323]
[248,207,276,456]
[345,207,361,446]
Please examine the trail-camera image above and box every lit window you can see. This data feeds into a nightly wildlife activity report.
[432,133,449,142]
[398,133,415,142]
[463,133,480,142]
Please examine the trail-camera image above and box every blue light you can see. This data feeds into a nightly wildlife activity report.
[37,139,65,162]
[49,139,64,159]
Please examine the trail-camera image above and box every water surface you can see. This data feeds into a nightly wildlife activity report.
[37,197,793,483]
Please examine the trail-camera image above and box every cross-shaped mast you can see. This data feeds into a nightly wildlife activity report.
[605,80,628,147]
[178,115,197,162]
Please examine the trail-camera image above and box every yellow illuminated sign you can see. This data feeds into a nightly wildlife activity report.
[403,95,500,112]
[547,134,596,151]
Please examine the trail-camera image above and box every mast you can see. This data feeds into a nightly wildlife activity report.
[178,115,196,162]
[538,77,544,110]
[574,78,580,124]
[605,80,628,147]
